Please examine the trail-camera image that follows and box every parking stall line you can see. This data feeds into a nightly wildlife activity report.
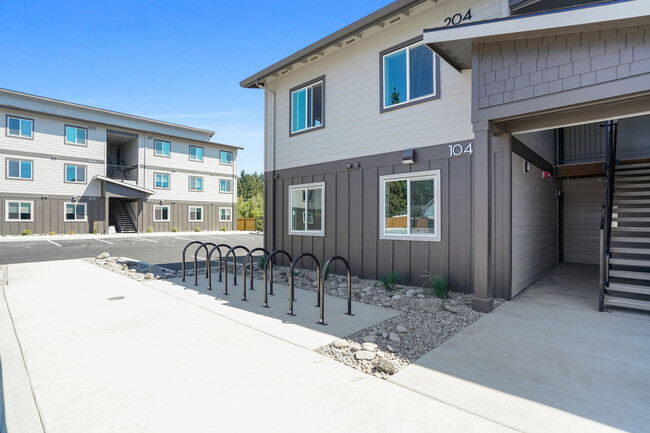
[47,240,62,247]
[132,237,158,243]
[95,238,114,245]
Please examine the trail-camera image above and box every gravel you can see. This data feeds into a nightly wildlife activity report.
[85,253,178,282]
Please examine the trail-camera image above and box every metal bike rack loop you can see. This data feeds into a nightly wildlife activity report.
[182,241,204,282]
[242,248,270,301]
[263,250,292,308]
[224,245,250,295]
[193,242,216,286]
[206,243,231,291]
[288,253,320,316]
[319,256,354,325]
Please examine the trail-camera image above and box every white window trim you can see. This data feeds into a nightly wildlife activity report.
[154,140,171,157]
[382,41,437,110]
[153,205,170,222]
[288,181,325,237]
[6,159,32,180]
[379,170,441,242]
[219,178,232,193]
[219,150,233,166]
[63,202,87,222]
[219,207,232,222]
[188,206,203,222]
[64,125,88,146]
[5,200,34,222]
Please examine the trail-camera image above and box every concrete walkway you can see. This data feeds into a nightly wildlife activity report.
[390,264,650,433]
[1,260,514,433]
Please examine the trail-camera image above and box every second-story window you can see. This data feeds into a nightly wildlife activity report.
[189,176,203,192]
[189,145,204,161]
[154,173,170,189]
[290,77,324,135]
[220,150,232,165]
[7,159,32,180]
[65,164,86,183]
[154,140,171,157]
[381,38,438,111]
[65,125,87,146]
[220,179,232,193]
[6,115,33,139]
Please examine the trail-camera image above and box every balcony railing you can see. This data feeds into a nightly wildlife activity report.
[107,164,138,181]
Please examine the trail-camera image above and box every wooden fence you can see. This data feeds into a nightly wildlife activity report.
[237,218,257,231]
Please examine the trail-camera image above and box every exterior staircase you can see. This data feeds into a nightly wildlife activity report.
[111,201,137,233]
[606,162,650,311]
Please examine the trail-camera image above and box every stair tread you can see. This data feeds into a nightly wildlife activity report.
[616,162,650,170]
[614,199,650,204]
[614,191,650,197]
[615,176,650,182]
[609,270,650,280]
[614,208,650,213]
[615,169,650,176]
[610,258,650,266]
[615,183,650,189]
[603,296,650,311]
[610,247,650,254]
[612,217,650,221]
[607,283,650,296]
[611,237,650,243]
[612,227,650,232]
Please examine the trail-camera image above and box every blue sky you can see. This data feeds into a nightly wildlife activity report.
[1,0,391,175]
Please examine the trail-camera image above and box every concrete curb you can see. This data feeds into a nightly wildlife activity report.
[0,230,261,243]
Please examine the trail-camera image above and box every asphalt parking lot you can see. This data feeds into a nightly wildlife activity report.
[0,232,264,270]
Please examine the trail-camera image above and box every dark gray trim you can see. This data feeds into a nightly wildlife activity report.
[153,139,171,158]
[138,164,235,177]
[64,124,89,147]
[106,129,138,138]
[379,36,441,114]
[188,175,204,192]
[63,163,88,185]
[0,148,104,165]
[153,171,171,190]
[188,145,204,162]
[239,0,429,88]
[512,138,553,172]
[5,158,34,181]
[5,114,34,140]
[288,75,326,137]
[219,150,233,166]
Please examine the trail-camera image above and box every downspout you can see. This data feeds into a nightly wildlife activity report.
[255,79,276,250]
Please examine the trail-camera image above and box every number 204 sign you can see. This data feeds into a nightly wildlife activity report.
[449,142,474,157]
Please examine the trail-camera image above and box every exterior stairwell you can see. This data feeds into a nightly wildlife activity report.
[603,161,650,312]
[111,201,137,233]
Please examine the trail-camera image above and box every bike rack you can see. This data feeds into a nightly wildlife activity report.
[319,256,354,325]
[224,245,250,295]
[194,242,216,286]
[263,250,292,308]
[182,241,205,282]
[206,243,232,290]
[242,248,270,301]
[288,253,320,316]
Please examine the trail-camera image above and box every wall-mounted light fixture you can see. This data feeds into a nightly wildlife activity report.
[273,173,280,179]
[171,201,176,205]
[524,161,531,172]
[41,195,48,200]
[72,196,78,202]
[159,200,164,205]
[402,149,415,164]
[171,168,177,173]
[51,156,58,160]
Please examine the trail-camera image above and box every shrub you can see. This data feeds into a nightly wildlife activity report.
[257,256,266,270]
[426,275,449,299]
[171,227,178,232]
[146,226,154,233]
[68,230,76,235]
[320,260,331,281]
[21,229,32,236]
[220,227,227,231]
[379,271,400,292]
[92,223,98,234]
[47,231,56,236]
[194,227,201,232]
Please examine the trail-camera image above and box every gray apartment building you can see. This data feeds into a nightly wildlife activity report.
[1,89,239,235]
[241,0,650,312]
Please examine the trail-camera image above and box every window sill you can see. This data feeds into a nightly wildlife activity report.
[380,93,439,114]
[380,233,441,242]
[289,124,325,138]
[289,231,325,237]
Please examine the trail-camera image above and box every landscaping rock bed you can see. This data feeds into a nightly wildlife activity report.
[86,253,178,281]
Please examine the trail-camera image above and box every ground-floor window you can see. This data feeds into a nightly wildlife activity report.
[219,207,231,222]
[64,202,87,221]
[189,206,203,222]
[380,170,441,241]
[154,205,170,222]
[5,200,33,222]
[288,182,324,236]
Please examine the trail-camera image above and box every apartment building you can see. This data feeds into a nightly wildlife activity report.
[0,88,239,235]
[241,0,650,312]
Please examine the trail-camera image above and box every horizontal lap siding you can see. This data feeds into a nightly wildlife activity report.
[563,178,604,265]
[265,141,473,292]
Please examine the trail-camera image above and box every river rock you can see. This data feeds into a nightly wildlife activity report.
[405,289,416,297]
[376,358,396,375]
[395,325,407,333]
[444,305,459,313]
[355,350,375,360]
[96,252,110,259]
[362,335,377,343]
[389,332,401,343]
[409,298,444,313]
[350,276,360,284]
[361,342,378,352]
[349,342,362,352]
[332,338,349,349]
[144,273,155,280]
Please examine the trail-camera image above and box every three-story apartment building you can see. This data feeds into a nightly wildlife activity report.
[1,88,239,235]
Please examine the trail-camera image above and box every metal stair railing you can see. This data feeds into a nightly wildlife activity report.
[599,120,618,312]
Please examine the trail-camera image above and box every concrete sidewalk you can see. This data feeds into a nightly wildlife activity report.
[1,260,514,433]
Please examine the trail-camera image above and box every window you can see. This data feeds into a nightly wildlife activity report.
[7,159,32,180]
[189,206,203,222]
[65,125,87,145]
[6,115,33,139]
[65,165,86,183]
[219,207,232,222]
[290,77,324,134]
[5,200,33,222]
[189,176,203,192]
[288,182,324,236]
[153,205,170,222]
[220,150,233,165]
[189,146,204,161]
[154,140,171,157]
[220,179,232,193]
[380,170,441,241]
[64,202,87,221]
[154,173,170,189]
[381,38,438,111]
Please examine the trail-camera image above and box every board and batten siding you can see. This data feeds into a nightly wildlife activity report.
[263,0,502,172]
[562,177,605,265]
[511,153,558,297]
[141,201,235,232]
